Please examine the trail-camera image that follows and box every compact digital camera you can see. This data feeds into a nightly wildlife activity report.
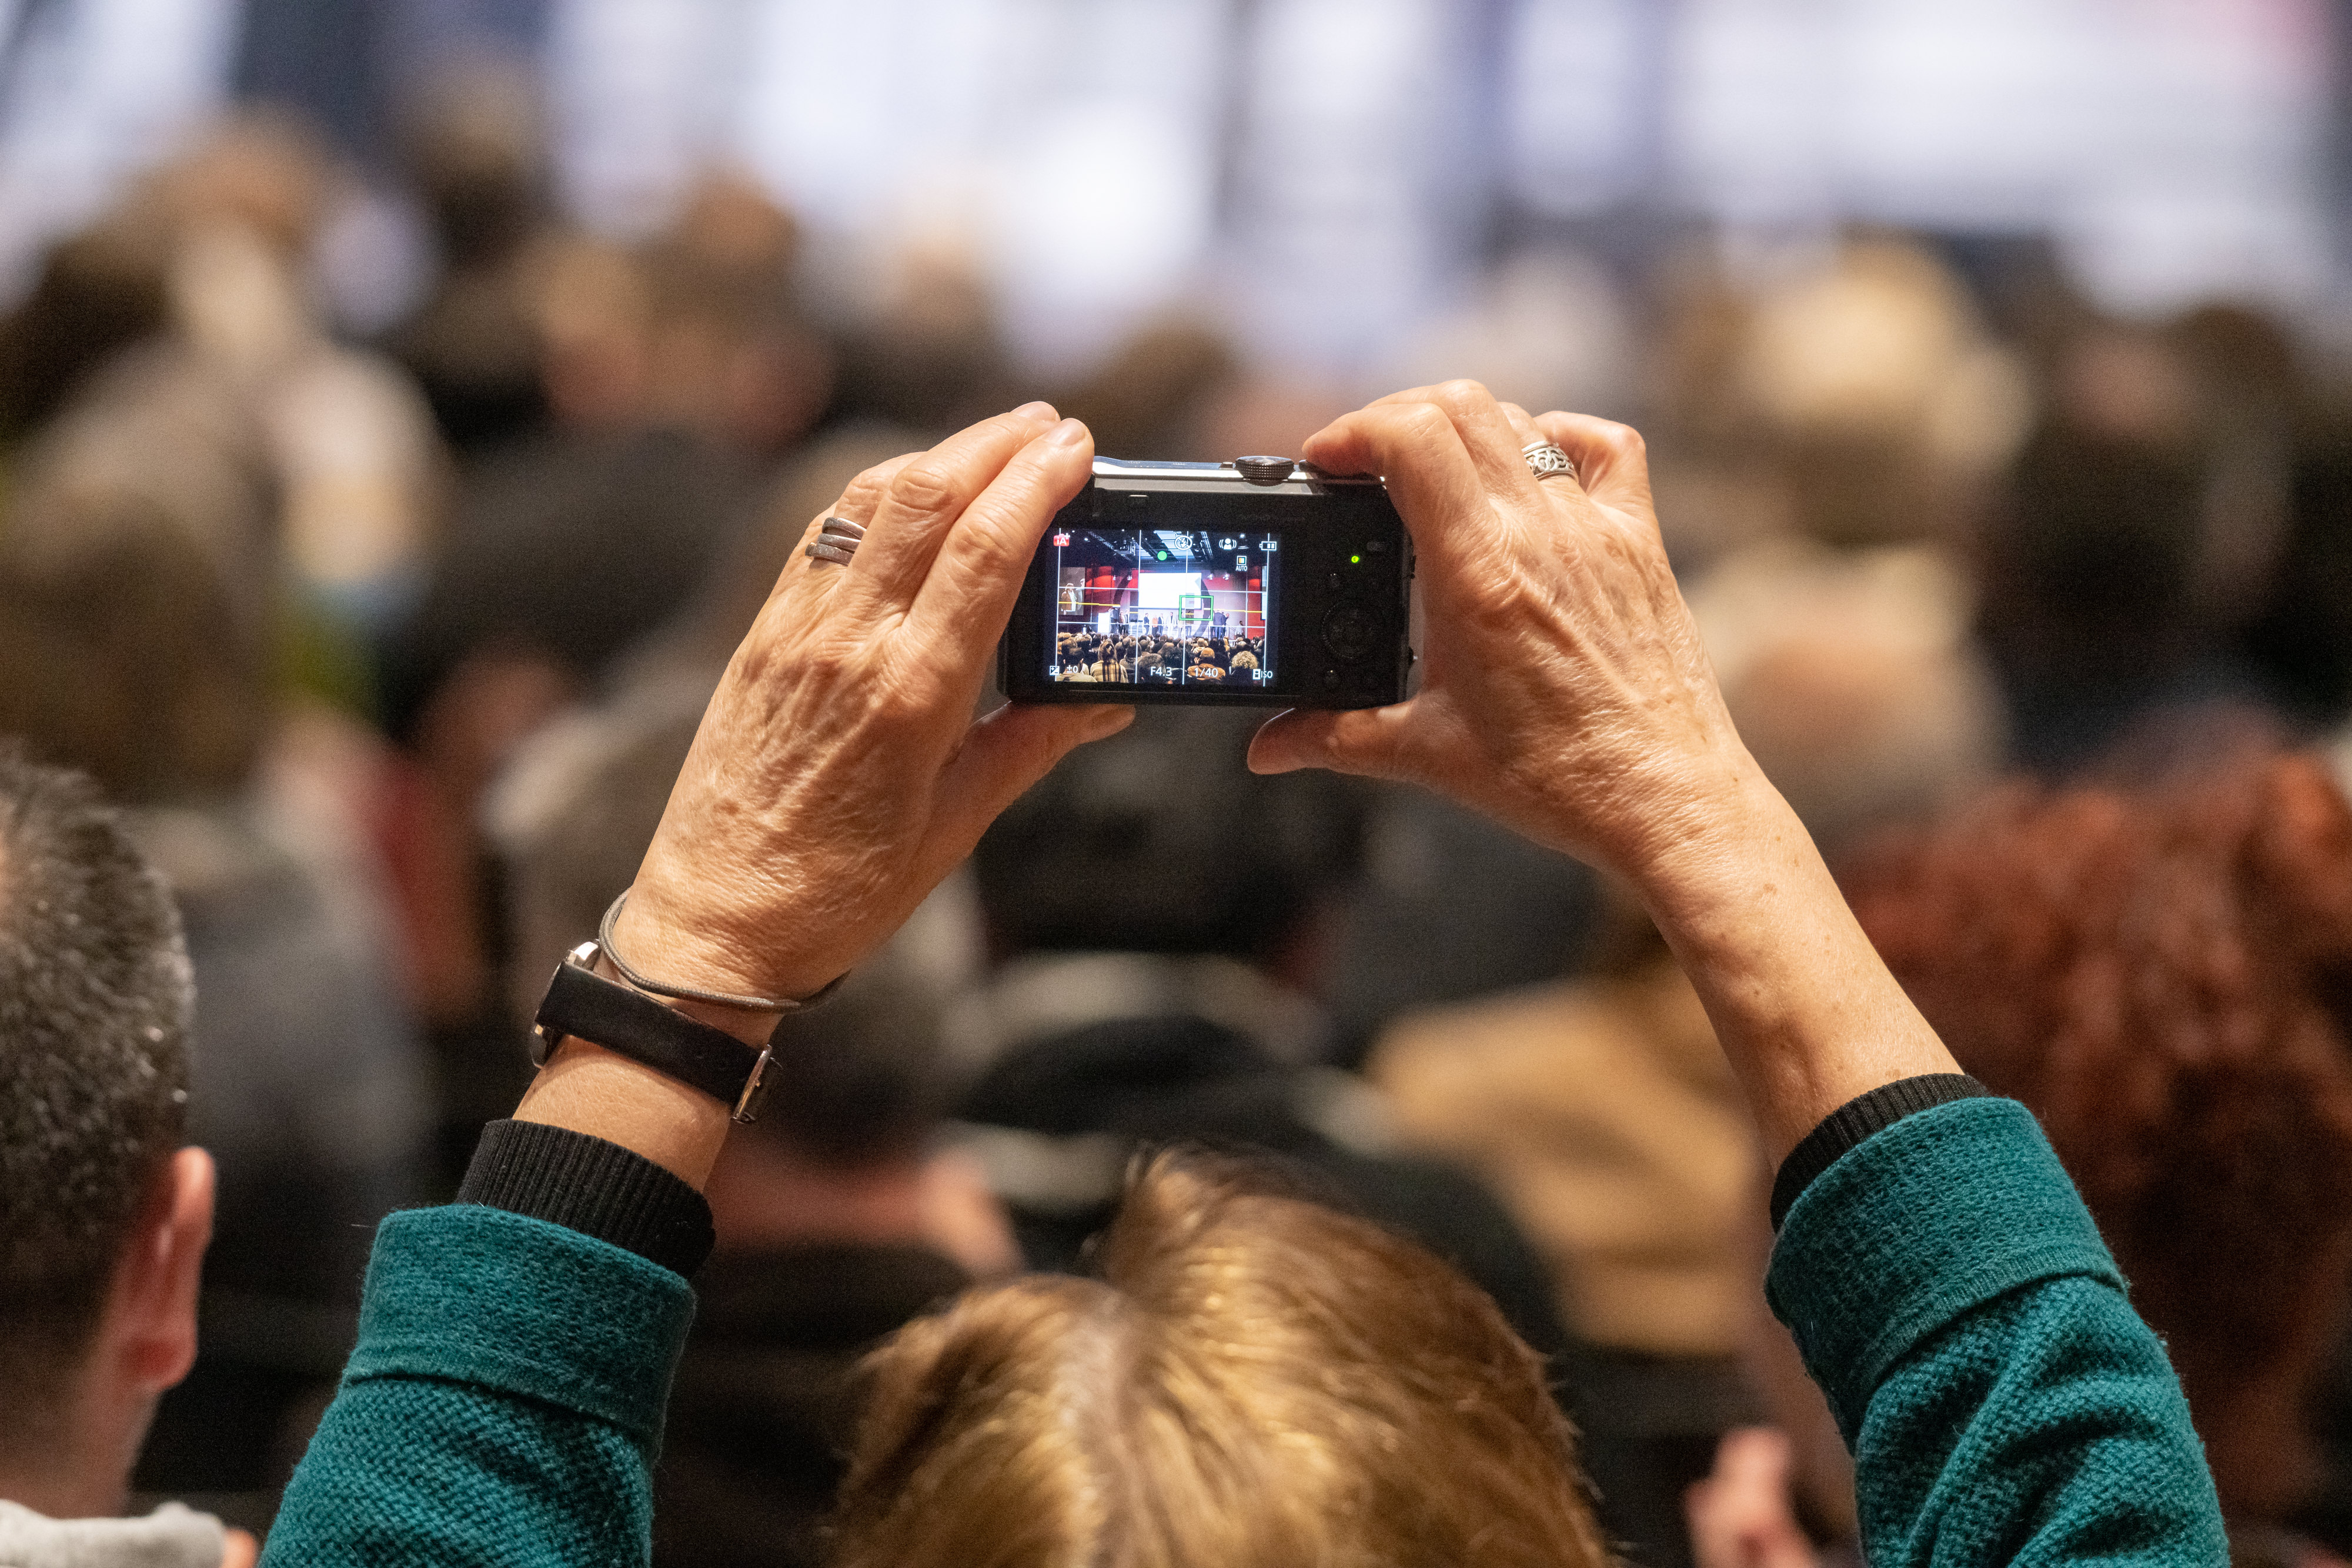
[998,456,1413,709]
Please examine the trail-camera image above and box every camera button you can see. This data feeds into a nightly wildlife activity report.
[1322,604,1377,663]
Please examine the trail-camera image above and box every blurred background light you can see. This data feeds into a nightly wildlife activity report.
[0,0,2339,375]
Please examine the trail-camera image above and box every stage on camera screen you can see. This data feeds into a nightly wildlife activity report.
[1045,527,1277,690]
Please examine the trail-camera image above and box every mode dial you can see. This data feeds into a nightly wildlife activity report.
[1234,455,1296,486]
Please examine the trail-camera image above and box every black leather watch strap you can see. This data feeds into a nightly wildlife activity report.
[532,946,774,1121]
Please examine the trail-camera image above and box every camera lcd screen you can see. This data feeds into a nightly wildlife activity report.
[1044,527,1278,691]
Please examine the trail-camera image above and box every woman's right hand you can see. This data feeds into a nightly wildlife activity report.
[1249,380,1775,908]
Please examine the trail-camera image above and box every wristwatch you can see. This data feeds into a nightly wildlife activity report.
[531,941,779,1122]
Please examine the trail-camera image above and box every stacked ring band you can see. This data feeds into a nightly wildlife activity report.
[1522,440,1579,483]
[806,516,866,567]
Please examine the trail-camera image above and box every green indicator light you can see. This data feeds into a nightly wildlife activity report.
[1157,551,1168,560]
[1350,554,1362,564]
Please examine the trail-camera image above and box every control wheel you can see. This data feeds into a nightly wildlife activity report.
[1321,603,1377,663]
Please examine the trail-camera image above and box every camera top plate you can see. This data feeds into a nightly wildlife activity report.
[1086,456,1383,494]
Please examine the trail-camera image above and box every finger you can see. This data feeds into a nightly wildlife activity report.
[823,452,921,531]
[917,702,1135,872]
[1355,380,1551,506]
[1683,1479,1739,1568]
[1713,1427,1798,1490]
[1534,409,1654,521]
[840,402,1060,610]
[220,1529,260,1568]
[1364,380,1455,407]
[788,452,919,589]
[1494,397,1593,499]
[1247,703,1421,783]
[1696,1435,1816,1568]
[907,416,1094,665]
[1301,402,1491,574]
[1422,379,1552,505]
[1686,1430,1805,1568]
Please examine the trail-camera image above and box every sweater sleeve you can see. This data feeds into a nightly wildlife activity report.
[1766,1096,2229,1567]
[259,1129,706,1567]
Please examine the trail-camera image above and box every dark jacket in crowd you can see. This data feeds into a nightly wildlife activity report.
[956,1009,1579,1378]
[652,1244,970,1568]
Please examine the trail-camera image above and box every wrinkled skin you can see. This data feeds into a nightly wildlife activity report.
[616,404,1131,1003]
[1251,383,1762,888]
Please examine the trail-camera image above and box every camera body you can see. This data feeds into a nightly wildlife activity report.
[998,457,1413,709]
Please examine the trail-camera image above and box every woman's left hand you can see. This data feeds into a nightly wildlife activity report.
[616,403,1133,1012]
[520,403,1132,1185]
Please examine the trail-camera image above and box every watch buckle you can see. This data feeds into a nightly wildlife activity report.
[530,941,604,1066]
[733,1047,774,1124]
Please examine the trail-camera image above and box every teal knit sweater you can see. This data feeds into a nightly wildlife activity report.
[261,1097,2226,1564]
[1768,1098,2225,1565]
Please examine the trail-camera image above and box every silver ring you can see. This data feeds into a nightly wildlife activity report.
[807,516,864,566]
[1522,440,1578,483]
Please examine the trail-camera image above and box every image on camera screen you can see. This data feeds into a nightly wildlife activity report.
[1045,528,1277,690]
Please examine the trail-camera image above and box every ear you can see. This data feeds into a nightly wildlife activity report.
[108,1147,215,1395]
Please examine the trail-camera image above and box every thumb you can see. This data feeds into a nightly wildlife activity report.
[220,1528,260,1568]
[1248,703,1421,781]
[1685,1429,1817,1568]
[923,701,1134,863]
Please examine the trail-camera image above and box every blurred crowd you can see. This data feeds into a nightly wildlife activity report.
[3,72,2350,1568]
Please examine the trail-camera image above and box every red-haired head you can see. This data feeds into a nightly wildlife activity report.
[1846,753,2352,1521]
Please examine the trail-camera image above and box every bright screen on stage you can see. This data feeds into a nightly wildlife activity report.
[1045,527,1278,690]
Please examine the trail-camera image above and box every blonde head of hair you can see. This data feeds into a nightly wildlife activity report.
[832,1154,1612,1568]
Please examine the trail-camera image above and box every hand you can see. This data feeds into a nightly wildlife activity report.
[619,404,1133,1008]
[1250,380,1768,904]
[1686,1429,1822,1568]
[1252,382,1959,1163]
[221,1529,259,1568]
[517,406,1132,1186]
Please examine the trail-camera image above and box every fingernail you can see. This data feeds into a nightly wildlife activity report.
[1012,400,1057,422]
[1088,705,1134,737]
[1044,417,1088,449]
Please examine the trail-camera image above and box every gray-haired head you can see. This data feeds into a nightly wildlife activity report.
[0,743,193,1427]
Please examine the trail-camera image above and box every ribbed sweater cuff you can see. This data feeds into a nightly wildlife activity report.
[1769,1074,1993,1231]
[1763,1096,2123,1442]
[458,1119,716,1279]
